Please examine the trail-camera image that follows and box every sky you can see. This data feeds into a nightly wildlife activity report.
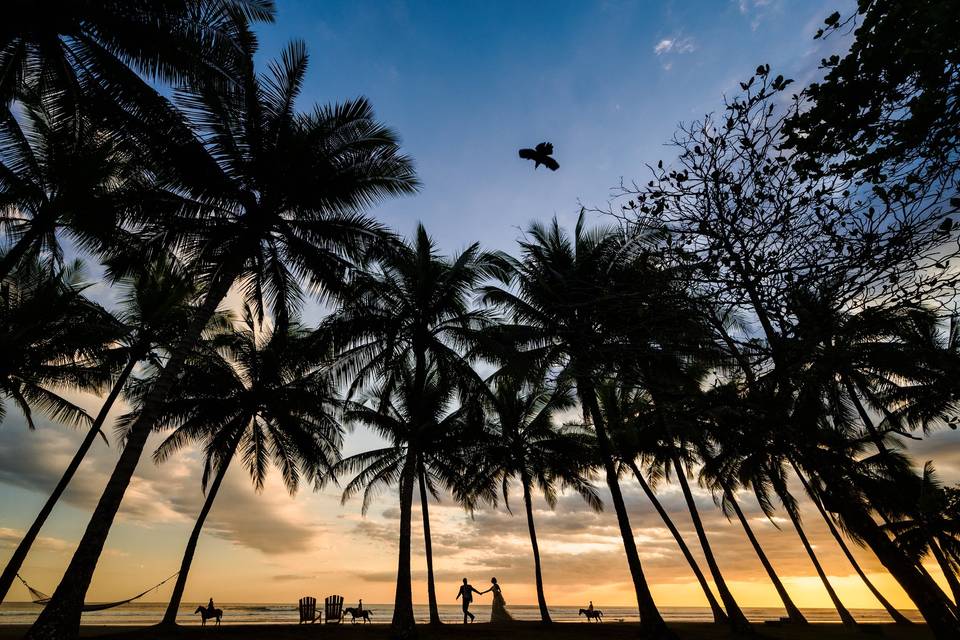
[4,0,960,614]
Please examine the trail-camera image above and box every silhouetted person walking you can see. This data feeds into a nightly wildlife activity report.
[456,578,482,623]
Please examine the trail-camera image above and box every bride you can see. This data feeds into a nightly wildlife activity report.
[482,577,513,622]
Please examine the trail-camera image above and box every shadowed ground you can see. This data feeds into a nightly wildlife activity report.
[0,623,934,640]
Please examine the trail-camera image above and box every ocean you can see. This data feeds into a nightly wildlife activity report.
[0,602,925,626]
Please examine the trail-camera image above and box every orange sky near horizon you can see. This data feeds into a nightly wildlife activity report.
[2,380,958,611]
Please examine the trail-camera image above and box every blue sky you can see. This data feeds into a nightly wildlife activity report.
[252,0,849,254]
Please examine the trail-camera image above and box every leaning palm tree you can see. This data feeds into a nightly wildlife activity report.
[468,375,601,623]
[0,256,226,604]
[479,213,678,639]
[323,224,495,632]
[335,358,472,638]
[147,309,342,626]
[883,462,960,606]
[598,382,728,625]
[26,36,416,640]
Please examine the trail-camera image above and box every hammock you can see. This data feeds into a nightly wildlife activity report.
[16,572,178,612]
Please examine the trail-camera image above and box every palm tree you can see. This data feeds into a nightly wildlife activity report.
[0,88,154,279]
[883,462,960,606]
[479,213,678,639]
[702,389,857,626]
[793,423,960,637]
[0,256,224,604]
[1,0,274,113]
[707,304,913,624]
[25,37,416,640]
[618,330,754,632]
[783,290,960,635]
[0,258,118,429]
[323,224,495,632]
[792,463,913,624]
[469,375,602,623]
[598,383,728,625]
[335,358,472,638]
[148,309,342,626]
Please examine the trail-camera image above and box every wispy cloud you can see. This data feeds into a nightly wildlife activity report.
[653,37,696,56]
[736,0,781,30]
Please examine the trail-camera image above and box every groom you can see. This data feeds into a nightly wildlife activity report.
[456,578,483,623]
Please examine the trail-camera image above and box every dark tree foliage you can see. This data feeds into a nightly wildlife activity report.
[609,68,959,366]
[784,0,960,198]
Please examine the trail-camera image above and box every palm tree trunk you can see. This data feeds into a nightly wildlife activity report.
[520,475,551,623]
[24,268,238,640]
[392,453,418,640]
[930,539,960,606]
[416,464,441,625]
[670,454,752,633]
[783,499,858,626]
[834,497,960,639]
[793,463,912,624]
[627,460,727,624]
[580,384,673,639]
[0,353,138,604]
[724,488,807,624]
[160,455,234,626]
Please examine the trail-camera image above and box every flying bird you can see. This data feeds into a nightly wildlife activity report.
[519,142,559,171]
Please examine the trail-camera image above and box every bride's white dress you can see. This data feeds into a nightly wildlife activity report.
[489,584,513,622]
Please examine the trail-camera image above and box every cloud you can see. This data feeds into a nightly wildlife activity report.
[0,527,74,553]
[653,37,696,56]
[0,416,326,555]
[736,0,781,31]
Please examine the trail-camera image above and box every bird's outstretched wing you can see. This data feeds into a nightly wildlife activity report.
[518,148,537,160]
[541,156,559,171]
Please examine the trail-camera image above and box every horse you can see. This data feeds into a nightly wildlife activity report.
[579,608,603,622]
[194,606,222,626]
[343,607,373,623]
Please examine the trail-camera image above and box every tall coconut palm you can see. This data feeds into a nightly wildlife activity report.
[323,224,495,633]
[335,358,472,638]
[25,37,416,640]
[479,213,679,639]
[147,309,342,626]
[598,382,728,625]
[468,376,602,623]
[0,256,226,604]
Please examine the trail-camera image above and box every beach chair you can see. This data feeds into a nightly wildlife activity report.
[324,595,344,624]
[299,596,319,623]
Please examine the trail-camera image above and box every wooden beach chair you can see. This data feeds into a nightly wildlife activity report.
[299,596,319,623]
[324,595,344,624]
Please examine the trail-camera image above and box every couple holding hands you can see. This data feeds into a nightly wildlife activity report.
[456,577,512,624]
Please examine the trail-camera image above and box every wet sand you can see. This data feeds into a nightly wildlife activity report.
[0,622,933,640]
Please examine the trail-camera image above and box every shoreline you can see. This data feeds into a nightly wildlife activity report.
[0,622,934,640]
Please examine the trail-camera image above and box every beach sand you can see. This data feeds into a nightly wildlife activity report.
[0,623,933,640]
